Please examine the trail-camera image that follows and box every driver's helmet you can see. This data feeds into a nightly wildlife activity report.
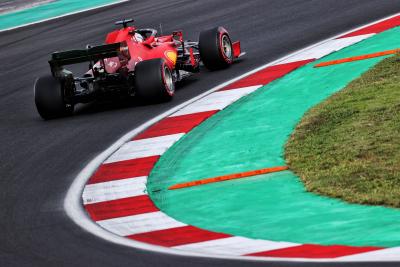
[134,32,144,42]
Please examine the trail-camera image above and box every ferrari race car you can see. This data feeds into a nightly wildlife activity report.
[34,19,244,119]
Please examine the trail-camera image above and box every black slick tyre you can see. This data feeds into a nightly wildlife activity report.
[199,27,234,70]
[34,75,74,120]
[134,58,175,102]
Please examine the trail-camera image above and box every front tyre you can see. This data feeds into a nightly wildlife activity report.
[134,58,175,102]
[34,75,74,120]
[199,27,233,71]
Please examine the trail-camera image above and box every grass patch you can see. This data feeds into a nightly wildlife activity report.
[285,54,400,208]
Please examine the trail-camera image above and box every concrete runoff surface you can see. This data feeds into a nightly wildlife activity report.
[1,0,400,266]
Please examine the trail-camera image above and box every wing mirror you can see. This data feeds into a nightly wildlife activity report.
[173,30,183,42]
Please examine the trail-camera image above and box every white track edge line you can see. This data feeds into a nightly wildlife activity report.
[64,11,400,263]
[0,0,129,33]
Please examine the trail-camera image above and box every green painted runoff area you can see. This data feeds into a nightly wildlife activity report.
[148,27,400,247]
[0,0,121,31]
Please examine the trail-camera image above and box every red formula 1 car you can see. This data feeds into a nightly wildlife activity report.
[34,19,244,119]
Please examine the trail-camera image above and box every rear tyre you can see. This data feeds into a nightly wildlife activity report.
[34,75,74,120]
[134,58,175,102]
[199,27,233,70]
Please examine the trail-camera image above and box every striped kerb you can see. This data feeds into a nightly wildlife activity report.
[82,15,400,260]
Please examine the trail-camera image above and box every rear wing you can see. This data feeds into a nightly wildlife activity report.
[49,42,123,72]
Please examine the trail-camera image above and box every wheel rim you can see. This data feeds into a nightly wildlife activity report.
[221,34,232,60]
[163,65,174,95]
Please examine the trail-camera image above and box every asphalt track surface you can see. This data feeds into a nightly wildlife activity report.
[1,1,400,266]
